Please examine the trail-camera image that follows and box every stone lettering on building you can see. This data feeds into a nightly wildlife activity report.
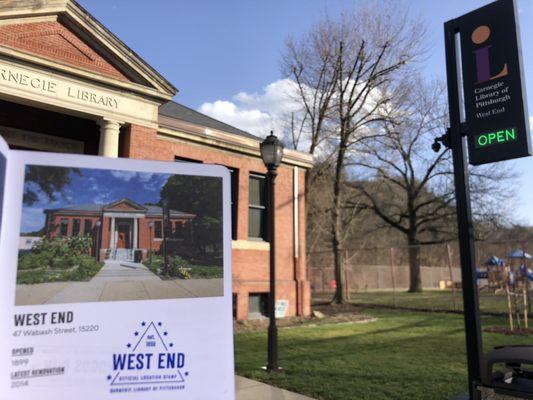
[0,68,57,93]
[0,64,119,109]
[66,86,119,109]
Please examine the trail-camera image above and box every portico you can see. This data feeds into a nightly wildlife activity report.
[105,213,144,250]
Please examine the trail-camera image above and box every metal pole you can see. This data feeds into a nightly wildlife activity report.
[95,222,100,260]
[162,200,169,275]
[149,226,153,265]
[344,249,350,302]
[447,244,457,312]
[390,247,397,308]
[267,166,280,372]
[444,21,483,400]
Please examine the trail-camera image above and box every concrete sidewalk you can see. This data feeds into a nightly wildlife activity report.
[236,376,315,400]
[15,260,223,305]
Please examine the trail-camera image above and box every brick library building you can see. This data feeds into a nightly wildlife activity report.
[44,198,196,262]
[0,0,313,320]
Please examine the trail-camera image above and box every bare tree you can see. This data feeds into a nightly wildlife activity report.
[282,29,338,155]
[282,3,426,303]
[351,78,516,292]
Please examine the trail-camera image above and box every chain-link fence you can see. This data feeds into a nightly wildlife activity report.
[309,240,533,318]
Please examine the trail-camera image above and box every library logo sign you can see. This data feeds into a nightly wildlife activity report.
[456,0,531,165]
[107,321,188,394]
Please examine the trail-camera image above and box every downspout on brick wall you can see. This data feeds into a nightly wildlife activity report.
[293,166,303,316]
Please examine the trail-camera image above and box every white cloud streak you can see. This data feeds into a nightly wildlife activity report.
[198,79,302,140]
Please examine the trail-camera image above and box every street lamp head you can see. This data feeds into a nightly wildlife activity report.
[260,131,284,170]
[95,220,101,227]
[161,198,170,214]
[149,222,154,229]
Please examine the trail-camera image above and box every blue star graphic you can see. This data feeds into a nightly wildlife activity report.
[185,372,189,376]
[134,331,139,336]
[107,375,112,380]
[127,343,131,348]
[163,331,168,336]
[169,343,174,347]
[141,322,146,326]
[158,322,162,326]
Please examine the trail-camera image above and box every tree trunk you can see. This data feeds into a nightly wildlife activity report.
[332,246,345,304]
[331,143,347,304]
[408,237,422,292]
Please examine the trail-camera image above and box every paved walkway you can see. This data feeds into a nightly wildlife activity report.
[15,260,223,305]
[236,376,315,400]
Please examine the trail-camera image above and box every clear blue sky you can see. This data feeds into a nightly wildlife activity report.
[78,0,533,225]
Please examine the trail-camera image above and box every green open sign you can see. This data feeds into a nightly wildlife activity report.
[475,127,518,148]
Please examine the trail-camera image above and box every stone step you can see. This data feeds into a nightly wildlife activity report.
[113,248,134,261]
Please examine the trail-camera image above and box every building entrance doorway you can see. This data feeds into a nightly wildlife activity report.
[116,220,132,249]
[0,99,100,154]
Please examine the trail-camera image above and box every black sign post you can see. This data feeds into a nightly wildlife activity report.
[444,22,483,400]
[442,0,531,399]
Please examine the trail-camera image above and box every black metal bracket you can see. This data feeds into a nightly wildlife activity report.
[432,128,452,153]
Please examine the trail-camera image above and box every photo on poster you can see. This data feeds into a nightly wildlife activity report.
[16,164,223,305]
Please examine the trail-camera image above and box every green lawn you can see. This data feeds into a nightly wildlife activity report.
[315,290,517,315]
[235,309,531,400]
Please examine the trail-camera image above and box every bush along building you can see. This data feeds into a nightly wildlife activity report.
[0,0,313,320]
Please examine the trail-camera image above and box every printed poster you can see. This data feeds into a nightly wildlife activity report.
[0,136,235,399]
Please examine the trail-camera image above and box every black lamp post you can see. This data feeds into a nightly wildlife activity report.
[148,222,154,265]
[95,220,102,260]
[260,130,284,373]
[161,198,170,275]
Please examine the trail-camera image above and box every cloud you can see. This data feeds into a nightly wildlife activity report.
[110,170,138,182]
[92,192,112,204]
[109,171,159,188]
[143,174,169,192]
[138,172,155,183]
[198,79,302,139]
[197,78,388,158]
[199,101,271,136]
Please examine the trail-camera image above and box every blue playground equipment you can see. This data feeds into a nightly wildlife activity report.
[475,252,533,283]
[476,268,488,280]
[484,256,504,266]
[476,256,504,281]
[519,264,533,281]
[508,249,533,259]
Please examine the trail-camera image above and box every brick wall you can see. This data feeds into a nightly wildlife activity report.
[123,125,310,320]
[0,21,129,82]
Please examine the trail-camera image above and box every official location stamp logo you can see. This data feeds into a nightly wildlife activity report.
[107,321,188,394]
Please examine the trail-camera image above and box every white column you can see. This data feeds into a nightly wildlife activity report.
[109,217,115,248]
[133,218,138,249]
[98,119,122,157]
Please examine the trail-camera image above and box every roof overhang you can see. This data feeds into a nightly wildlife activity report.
[0,0,176,102]
[103,198,147,212]
[45,210,101,216]
[158,116,314,169]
